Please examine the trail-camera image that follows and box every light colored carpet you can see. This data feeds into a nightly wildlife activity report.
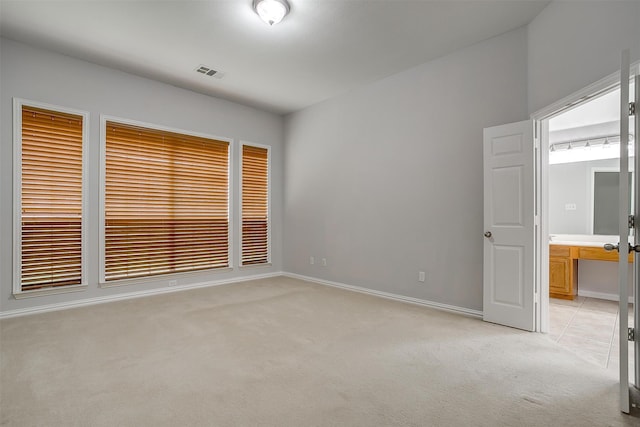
[1,276,639,426]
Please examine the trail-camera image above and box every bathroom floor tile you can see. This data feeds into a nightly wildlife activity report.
[550,296,585,307]
[562,324,614,345]
[581,298,620,314]
[550,296,634,371]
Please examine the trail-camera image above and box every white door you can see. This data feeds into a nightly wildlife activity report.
[616,50,638,414]
[634,67,640,403]
[483,120,535,331]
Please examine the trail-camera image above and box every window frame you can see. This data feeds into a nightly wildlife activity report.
[239,141,271,267]
[99,115,234,287]
[12,98,89,298]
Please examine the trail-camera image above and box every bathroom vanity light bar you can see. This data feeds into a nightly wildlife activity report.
[549,133,637,165]
[550,133,635,152]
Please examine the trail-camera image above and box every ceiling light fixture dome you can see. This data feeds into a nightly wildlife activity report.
[253,0,290,26]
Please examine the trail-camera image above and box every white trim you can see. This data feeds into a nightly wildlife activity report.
[99,267,234,288]
[531,60,639,122]
[283,272,483,318]
[239,140,272,267]
[12,98,90,298]
[238,263,273,270]
[228,138,235,269]
[2,272,483,320]
[578,289,634,304]
[537,119,549,333]
[99,115,233,145]
[99,118,107,282]
[12,99,20,296]
[99,115,234,284]
[13,285,88,299]
[0,272,283,319]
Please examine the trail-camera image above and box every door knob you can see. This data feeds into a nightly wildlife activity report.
[604,242,640,253]
[604,243,619,252]
[484,231,492,238]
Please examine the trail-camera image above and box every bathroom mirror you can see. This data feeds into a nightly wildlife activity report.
[591,169,633,235]
[548,159,634,236]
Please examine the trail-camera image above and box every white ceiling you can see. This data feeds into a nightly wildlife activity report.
[0,0,550,115]
[549,89,622,132]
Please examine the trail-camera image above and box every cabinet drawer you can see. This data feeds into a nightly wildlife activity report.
[578,247,633,262]
[550,245,571,257]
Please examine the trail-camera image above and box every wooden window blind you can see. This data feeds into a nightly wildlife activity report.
[104,121,229,281]
[241,144,269,265]
[20,106,84,291]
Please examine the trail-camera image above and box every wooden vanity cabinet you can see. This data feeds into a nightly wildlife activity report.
[549,245,578,300]
[548,244,632,300]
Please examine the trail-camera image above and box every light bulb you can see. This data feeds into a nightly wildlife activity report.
[254,0,289,26]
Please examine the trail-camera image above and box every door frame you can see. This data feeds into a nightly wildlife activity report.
[531,62,639,333]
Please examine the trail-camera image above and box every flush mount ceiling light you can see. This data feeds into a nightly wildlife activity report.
[253,0,290,26]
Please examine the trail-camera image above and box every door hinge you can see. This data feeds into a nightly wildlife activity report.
[629,215,635,229]
[631,102,636,116]
[629,327,635,342]
[534,292,540,304]
[534,139,540,150]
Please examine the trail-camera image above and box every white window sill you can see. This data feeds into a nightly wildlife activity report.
[239,262,272,270]
[99,266,234,288]
[13,284,88,299]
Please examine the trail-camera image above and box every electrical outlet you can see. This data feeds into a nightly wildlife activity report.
[321,258,327,266]
[310,256,315,265]
[169,280,177,287]
[418,271,426,282]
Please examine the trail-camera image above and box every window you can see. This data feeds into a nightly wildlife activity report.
[103,120,230,282]
[14,100,87,294]
[241,143,270,265]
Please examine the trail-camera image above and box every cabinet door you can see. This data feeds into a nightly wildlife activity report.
[549,257,570,295]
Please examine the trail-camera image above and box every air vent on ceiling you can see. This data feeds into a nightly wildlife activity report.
[195,65,224,79]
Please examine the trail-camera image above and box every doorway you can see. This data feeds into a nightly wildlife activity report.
[540,79,636,382]
[484,57,639,412]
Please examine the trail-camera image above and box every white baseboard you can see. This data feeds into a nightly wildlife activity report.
[1,271,483,320]
[283,272,483,319]
[577,289,634,303]
[0,271,283,319]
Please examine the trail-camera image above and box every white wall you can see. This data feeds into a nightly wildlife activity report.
[528,0,640,115]
[284,28,528,311]
[549,158,620,235]
[529,0,640,301]
[284,0,640,312]
[578,261,633,300]
[0,38,284,314]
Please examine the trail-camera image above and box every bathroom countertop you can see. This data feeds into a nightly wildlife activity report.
[549,240,609,247]
[549,234,617,248]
